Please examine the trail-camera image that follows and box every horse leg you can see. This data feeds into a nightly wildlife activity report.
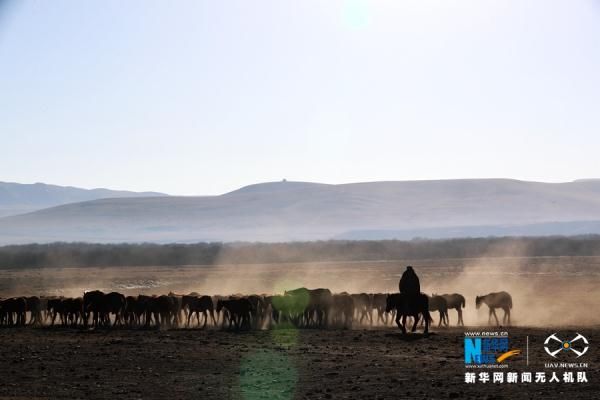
[457,309,463,326]
[438,311,442,328]
[412,314,419,332]
[400,314,407,334]
[488,308,493,325]
[492,309,499,326]
[221,313,227,329]
[203,310,208,329]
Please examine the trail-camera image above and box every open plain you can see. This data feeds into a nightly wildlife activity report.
[0,257,599,399]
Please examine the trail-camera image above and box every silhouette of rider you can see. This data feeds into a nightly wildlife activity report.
[399,266,420,297]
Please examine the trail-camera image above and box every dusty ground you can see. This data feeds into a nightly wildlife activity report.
[0,326,597,400]
[1,257,599,398]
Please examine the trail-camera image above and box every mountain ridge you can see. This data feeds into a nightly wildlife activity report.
[3,179,600,244]
[0,181,167,217]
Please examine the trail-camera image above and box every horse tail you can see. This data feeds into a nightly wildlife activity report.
[508,295,513,309]
[460,295,465,308]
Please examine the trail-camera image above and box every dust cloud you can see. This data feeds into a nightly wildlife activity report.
[1,251,599,327]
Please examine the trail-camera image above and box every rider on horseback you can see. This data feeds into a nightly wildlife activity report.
[399,266,420,297]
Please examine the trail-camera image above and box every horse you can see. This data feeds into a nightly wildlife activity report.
[246,295,266,329]
[26,296,44,326]
[440,293,465,326]
[351,293,372,326]
[0,297,27,326]
[284,288,332,328]
[182,295,216,328]
[428,295,449,327]
[371,293,390,325]
[385,293,431,334]
[154,295,179,328]
[124,296,138,327]
[476,291,512,326]
[216,298,253,330]
[47,297,65,326]
[331,294,354,329]
[62,297,83,327]
[269,294,305,327]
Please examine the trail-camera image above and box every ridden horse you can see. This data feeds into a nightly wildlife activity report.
[385,293,431,334]
[476,291,512,326]
[440,293,465,326]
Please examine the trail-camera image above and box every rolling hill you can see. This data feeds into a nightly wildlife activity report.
[0,181,167,218]
[2,179,600,244]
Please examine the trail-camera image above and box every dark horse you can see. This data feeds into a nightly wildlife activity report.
[216,298,253,330]
[476,291,512,326]
[182,295,216,328]
[440,293,466,326]
[284,287,332,328]
[385,293,431,334]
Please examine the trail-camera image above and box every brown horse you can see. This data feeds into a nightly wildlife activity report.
[440,293,466,326]
[476,291,512,326]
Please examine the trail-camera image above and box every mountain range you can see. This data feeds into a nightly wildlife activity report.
[0,181,166,218]
[2,179,600,244]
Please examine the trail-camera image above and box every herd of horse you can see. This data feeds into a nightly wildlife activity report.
[0,289,513,332]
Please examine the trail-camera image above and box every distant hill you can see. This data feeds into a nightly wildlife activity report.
[0,181,167,217]
[3,179,600,244]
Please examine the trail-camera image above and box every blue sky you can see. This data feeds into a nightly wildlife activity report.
[1,0,599,195]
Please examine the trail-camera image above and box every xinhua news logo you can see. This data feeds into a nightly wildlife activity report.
[464,331,521,367]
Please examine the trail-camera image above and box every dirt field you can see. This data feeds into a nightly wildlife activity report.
[0,326,597,400]
[1,257,599,399]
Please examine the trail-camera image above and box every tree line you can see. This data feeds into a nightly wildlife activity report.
[1,236,600,269]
